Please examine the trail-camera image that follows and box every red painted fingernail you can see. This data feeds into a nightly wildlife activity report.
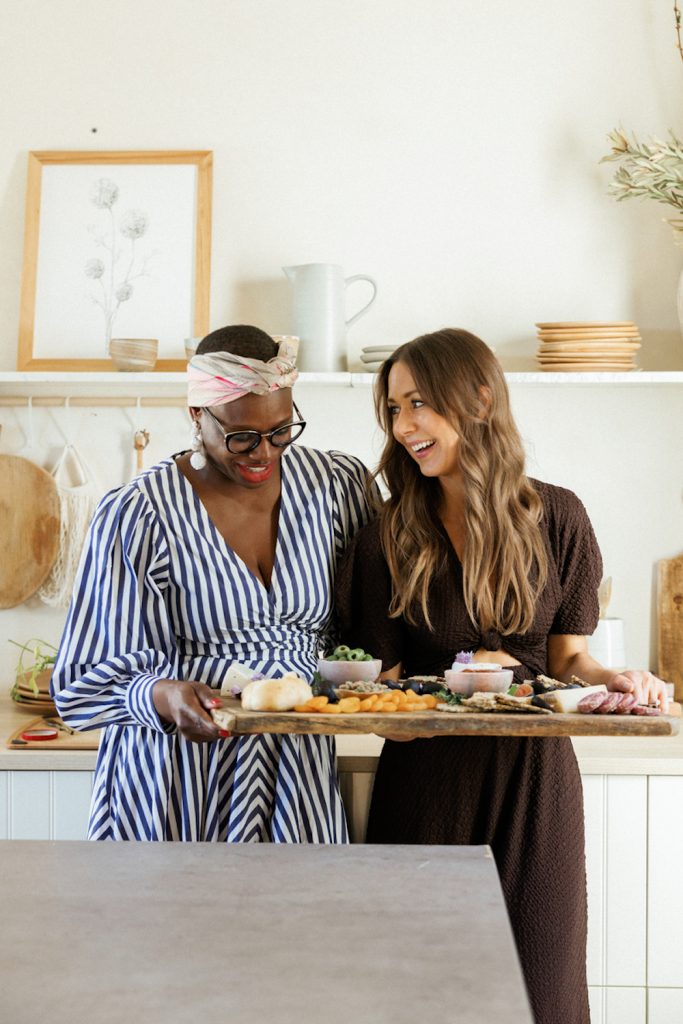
[219,730,231,738]
[210,698,222,706]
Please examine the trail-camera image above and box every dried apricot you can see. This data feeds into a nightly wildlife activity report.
[337,696,362,714]
[308,696,329,710]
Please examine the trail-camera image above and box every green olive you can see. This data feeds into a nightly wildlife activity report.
[347,648,365,661]
[361,654,373,661]
[334,645,351,656]
[326,654,340,661]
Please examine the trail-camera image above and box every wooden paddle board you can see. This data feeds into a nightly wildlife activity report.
[658,553,683,700]
[211,699,679,738]
[0,454,60,608]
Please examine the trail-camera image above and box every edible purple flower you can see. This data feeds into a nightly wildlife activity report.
[454,650,474,665]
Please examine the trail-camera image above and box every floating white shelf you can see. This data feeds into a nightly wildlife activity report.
[0,370,681,403]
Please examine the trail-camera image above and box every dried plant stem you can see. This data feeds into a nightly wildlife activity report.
[675,2,683,64]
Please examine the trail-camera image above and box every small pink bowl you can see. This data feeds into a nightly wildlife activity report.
[444,668,513,697]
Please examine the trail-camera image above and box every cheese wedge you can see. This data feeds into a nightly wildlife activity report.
[541,684,608,713]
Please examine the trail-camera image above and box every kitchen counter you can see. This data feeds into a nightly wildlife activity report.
[0,840,533,1024]
[2,693,683,773]
[0,694,100,769]
[338,731,683,775]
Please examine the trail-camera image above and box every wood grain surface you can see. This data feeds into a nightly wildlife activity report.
[0,454,60,608]
[212,699,680,738]
[658,552,683,700]
[6,715,101,750]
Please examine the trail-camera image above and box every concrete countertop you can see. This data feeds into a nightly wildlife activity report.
[2,694,682,775]
[0,840,533,1024]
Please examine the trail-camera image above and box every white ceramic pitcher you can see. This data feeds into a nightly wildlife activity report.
[282,263,377,372]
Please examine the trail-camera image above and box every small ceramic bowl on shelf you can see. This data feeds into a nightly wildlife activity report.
[184,338,202,361]
[444,663,513,697]
[109,338,158,372]
[316,658,382,686]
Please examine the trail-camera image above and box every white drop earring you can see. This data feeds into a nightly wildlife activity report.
[190,419,207,470]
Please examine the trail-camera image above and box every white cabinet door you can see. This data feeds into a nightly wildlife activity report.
[648,988,683,1024]
[52,772,93,839]
[583,775,647,987]
[0,771,93,840]
[589,986,646,1024]
[6,771,52,839]
[648,777,683,988]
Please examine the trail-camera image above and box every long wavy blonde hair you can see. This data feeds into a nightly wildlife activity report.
[374,328,548,634]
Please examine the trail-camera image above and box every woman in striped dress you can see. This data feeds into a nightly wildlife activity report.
[51,325,374,842]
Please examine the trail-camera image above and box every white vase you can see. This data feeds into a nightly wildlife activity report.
[282,263,378,372]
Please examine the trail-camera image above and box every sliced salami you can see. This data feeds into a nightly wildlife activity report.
[614,693,638,714]
[596,692,624,714]
[631,704,661,716]
[577,691,608,713]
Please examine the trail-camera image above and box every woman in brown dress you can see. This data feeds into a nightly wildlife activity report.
[336,328,669,1024]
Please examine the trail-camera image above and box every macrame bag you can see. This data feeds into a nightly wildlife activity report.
[38,443,100,609]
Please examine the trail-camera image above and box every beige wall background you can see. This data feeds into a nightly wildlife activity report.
[2,0,683,370]
[0,0,682,680]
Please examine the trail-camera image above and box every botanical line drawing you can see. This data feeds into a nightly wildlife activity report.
[84,177,154,353]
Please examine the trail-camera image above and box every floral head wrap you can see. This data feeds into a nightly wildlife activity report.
[187,337,299,407]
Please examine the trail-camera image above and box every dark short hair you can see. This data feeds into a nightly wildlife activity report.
[197,325,277,360]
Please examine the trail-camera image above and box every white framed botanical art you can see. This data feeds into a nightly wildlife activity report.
[18,150,212,371]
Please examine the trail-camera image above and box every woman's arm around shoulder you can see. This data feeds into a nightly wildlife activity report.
[329,449,380,553]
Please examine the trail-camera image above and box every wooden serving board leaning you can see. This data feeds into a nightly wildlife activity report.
[212,699,680,738]
[658,552,683,701]
[0,454,60,608]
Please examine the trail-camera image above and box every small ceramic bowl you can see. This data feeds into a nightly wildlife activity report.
[316,658,382,685]
[184,338,202,361]
[444,667,513,697]
[109,338,158,372]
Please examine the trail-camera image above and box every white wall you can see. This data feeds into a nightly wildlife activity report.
[1,0,683,370]
[0,379,681,682]
[0,2,682,681]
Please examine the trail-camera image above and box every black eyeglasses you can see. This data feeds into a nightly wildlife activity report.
[203,403,307,454]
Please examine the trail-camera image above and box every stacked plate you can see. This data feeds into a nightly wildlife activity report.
[535,322,641,372]
[360,345,396,372]
[11,670,57,715]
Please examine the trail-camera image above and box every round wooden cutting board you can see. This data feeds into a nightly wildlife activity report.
[0,454,60,608]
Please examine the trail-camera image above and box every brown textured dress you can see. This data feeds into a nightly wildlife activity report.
[336,480,602,1024]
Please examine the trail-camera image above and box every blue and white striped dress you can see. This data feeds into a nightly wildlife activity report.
[51,445,374,842]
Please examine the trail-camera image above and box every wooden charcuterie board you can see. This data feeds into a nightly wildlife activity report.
[213,699,680,738]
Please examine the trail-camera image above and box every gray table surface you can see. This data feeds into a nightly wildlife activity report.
[0,841,532,1024]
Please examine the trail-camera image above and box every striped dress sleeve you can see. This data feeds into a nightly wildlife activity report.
[50,485,175,733]
[323,452,378,653]
[330,451,378,561]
